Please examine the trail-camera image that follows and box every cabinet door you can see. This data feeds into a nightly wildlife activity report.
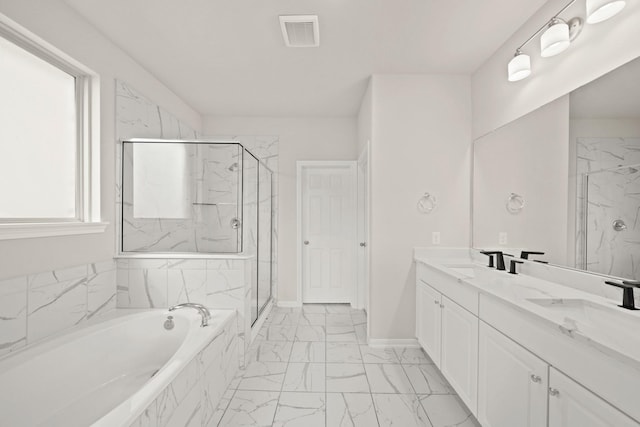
[549,368,639,427]
[440,295,478,414]
[416,281,441,366]
[478,322,548,427]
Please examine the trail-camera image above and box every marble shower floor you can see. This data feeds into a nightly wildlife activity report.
[214,304,480,427]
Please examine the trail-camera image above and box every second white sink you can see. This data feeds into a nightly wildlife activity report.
[527,298,640,346]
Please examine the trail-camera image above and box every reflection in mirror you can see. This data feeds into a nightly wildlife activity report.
[473,96,570,265]
[473,55,640,279]
[571,57,640,278]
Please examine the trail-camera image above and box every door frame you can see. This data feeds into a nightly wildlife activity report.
[296,160,357,306]
[356,142,371,312]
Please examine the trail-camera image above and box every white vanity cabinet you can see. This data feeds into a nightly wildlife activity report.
[478,321,548,427]
[415,257,640,427]
[548,368,638,427]
[416,280,441,366]
[415,266,478,413]
[440,295,478,413]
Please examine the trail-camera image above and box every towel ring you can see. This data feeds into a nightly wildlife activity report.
[417,193,437,214]
[506,193,525,214]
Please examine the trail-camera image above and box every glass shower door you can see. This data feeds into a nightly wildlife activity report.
[585,164,640,278]
[243,152,259,325]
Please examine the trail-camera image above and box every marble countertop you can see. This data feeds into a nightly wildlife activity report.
[414,248,640,370]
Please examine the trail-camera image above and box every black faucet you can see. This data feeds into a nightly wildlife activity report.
[520,251,545,260]
[604,280,640,310]
[481,251,512,271]
[509,259,524,274]
[481,251,495,268]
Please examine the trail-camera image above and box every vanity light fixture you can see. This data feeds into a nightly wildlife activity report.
[540,18,571,57]
[508,50,531,82]
[506,0,626,82]
[586,0,627,23]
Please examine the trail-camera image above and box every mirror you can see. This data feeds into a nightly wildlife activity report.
[473,56,640,279]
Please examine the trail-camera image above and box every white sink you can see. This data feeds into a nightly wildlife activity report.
[440,263,478,278]
[526,298,640,346]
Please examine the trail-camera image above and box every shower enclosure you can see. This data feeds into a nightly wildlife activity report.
[121,139,273,324]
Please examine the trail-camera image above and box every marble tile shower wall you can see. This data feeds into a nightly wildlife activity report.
[0,260,116,358]
[575,137,640,279]
[213,134,279,304]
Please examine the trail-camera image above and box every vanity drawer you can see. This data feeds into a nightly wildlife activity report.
[416,262,478,315]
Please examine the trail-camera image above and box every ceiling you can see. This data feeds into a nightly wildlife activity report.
[64,0,549,117]
[570,56,640,119]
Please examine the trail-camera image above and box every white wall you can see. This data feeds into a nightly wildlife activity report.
[472,0,640,139]
[367,74,472,340]
[202,116,358,302]
[357,80,372,156]
[474,96,570,265]
[0,0,202,279]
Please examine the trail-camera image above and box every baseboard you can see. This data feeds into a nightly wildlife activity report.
[277,300,302,308]
[367,338,420,348]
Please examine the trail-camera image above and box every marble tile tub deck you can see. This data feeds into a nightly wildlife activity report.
[214,303,480,427]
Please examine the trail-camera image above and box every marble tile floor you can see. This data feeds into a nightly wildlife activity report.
[214,304,480,427]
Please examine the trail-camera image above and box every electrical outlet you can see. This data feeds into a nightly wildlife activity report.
[499,232,508,245]
[432,232,441,245]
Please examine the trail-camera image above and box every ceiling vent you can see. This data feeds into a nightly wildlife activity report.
[279,15,319,47]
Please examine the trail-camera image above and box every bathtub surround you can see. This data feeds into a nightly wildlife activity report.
[0,309,238,426]
[115,81,279,367]
[0,260,116,357]
[130,311,239,427]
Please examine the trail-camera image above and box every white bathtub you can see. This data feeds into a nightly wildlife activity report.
[0,309,237,427]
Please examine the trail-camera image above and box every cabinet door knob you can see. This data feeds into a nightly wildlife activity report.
[304,240,310,245]
[433,300,440,305]
[549,388,560,397]
[530,374,542,383]
[440,304,445,308]
[360,242,367,247]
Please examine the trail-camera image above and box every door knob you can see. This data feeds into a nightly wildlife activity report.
[360,242,367,247]
[549,388,560,397]
[304,241,309,245]
[530,374,542,383]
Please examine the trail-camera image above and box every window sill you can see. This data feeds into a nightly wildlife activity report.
[0,222,109,240]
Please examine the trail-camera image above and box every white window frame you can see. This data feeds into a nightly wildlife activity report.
[0,13,107,240]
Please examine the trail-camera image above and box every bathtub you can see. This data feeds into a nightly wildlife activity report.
[0,308,238,427]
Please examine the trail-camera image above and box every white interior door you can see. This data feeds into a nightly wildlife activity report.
[356,145,370,311]
[299,162,356,303]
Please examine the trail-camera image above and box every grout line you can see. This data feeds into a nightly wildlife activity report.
[215,387,237,427]
[356,309,382,427]
[324,305,327,427]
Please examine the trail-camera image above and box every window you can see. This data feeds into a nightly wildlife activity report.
[0,15,104,239]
